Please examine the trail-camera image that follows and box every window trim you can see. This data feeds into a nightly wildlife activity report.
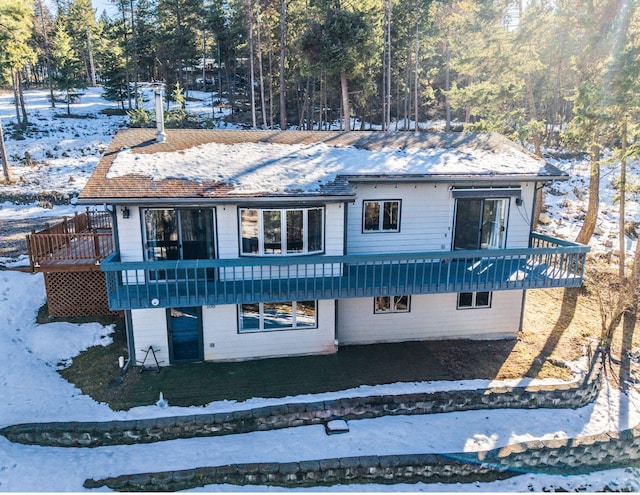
[239,207,325,256]
[374,295,411,314]
[238,301,318,333]
[457,291,492,310]
[362,199,401,233]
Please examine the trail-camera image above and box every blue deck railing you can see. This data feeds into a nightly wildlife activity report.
[101,233,589,310]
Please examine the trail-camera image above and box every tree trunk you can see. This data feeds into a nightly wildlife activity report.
[17,72,29,127]
[413,3,419,133]
[575,142,600,245]
[129,0,138,103]
[247,0,257,129]
[0,120,14,184]
[340,67,350,131]
[444,41,451,132]
[619,117,627,279]
[11,71,21,126]
[36,0,55,108]
[256,4,267,129]
[86,24,97,86]
[279,0,287,130]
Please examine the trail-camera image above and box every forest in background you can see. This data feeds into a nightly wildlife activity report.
[0,0,637,150]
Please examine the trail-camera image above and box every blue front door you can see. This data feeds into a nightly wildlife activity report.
[167,307,203,363]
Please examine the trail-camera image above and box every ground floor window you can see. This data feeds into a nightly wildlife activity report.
[457,291,492,309]
[374,295,410,314]
[239,301,317,333]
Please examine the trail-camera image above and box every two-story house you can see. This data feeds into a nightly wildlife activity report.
[78,129,588,366]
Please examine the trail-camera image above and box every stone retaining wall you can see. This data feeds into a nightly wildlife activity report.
[1,351,602,448]
[83,422,640,491]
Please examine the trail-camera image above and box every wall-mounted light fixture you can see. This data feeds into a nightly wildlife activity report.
[515,197,523,206]
[121,206,130,219]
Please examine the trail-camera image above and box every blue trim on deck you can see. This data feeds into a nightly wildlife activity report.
[101,233,589,310]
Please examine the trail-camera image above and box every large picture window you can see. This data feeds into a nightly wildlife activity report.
[239,301,317,332]
[363,200,400,232]
[240,207,324,256]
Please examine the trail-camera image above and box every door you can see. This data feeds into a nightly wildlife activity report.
[167,307,203,363]
[453,198,507,250]
[144,208,216,279]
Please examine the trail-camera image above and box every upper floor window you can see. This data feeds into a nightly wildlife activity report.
[240,207,324,256]
[453,198,507,250]
[363,200,401,232]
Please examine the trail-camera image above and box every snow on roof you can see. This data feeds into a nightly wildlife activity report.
[81,130,563,201]
[106,138,551,195]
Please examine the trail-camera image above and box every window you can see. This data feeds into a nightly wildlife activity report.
[457,291,492,309]
[240,207,324,255]
[363,200,400,232]
[239,301,317,332]
[374,295,411,314]
[453,198,507,250]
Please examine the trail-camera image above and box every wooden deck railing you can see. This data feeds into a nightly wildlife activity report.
[26,209,114,270]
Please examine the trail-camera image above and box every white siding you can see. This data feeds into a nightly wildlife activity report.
[201,300,336,361]
[346,182,535,255]
[337,291,523,345]
[117,206,144,261]
[130,308,170,365]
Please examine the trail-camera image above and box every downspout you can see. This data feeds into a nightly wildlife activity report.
[124,310,135,372]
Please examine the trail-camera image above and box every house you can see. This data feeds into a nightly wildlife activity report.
[77,128,589,366]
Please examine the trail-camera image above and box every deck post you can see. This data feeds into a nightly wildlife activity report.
[86,207,92,231]
[26,233,35,272]
[93,228,101,264]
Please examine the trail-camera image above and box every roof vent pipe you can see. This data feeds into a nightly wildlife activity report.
[152,83,166,143]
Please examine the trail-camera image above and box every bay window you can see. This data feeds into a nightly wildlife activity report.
[240,207,324,255]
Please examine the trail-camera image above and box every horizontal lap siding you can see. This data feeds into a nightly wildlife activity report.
[337,291,523,345]
[202,300,336,362]
[117,206,144,262]
[131,309,170,365]
[348,183,452,254]
[347,182,535,255]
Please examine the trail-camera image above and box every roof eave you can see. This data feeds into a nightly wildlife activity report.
[76,193,357,206]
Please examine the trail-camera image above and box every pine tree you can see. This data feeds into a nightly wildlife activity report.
[51,22,88,115]
[0,0,36,128]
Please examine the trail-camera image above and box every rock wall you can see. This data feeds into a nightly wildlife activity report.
[84,423,640,491]
[1,353,601,448]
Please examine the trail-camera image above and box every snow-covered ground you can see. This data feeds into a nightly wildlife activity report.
[1,88,640,491]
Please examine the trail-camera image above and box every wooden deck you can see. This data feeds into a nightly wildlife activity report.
[26,210,115,272]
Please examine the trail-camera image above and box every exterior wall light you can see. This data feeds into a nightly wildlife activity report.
[121,206,130,219]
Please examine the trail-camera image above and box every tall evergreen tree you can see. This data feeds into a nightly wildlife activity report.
[51,21,88,114]
[0,0,36,128]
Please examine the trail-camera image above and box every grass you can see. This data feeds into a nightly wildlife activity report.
[55,268,640,411]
